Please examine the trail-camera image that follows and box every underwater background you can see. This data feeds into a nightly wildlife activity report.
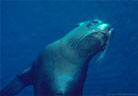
[0,1,138,96]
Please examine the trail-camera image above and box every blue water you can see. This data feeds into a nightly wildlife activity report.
[1,1,138,96]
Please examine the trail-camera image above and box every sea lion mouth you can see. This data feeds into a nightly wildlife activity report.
[78,32,107,51]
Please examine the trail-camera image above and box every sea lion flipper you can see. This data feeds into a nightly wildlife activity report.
[0,77,28,96]
[0,63,35,96]
[17,63,35,85]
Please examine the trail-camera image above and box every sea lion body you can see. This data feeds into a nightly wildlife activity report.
[0,19,113,96]
[34,40,89,96]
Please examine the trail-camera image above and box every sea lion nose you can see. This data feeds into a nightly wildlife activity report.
[98,23,111,31]
[97,23,113,37]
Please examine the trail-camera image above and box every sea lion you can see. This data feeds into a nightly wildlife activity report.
[0,19,114,96]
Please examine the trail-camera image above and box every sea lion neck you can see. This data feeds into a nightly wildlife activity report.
[57,38,93,64]
[46,39,89,64]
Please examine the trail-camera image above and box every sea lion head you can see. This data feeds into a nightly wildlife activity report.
[63,19,114,58]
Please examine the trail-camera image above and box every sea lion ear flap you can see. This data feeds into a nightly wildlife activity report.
[0,63,35,96]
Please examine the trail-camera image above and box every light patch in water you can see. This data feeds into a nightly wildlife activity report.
[58,75,72,92]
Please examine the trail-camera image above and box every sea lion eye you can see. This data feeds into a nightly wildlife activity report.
[75,23,80,27]
[75,22,85,27]
[87,23,92,27]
